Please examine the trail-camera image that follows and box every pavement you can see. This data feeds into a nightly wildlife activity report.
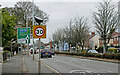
[0,63,2,75]
[2,54,58,74]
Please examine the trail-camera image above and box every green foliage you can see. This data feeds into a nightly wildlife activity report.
[97,47,103,53]
[2,8,16,47]
[3,46,11,51]
[107,48,118,53]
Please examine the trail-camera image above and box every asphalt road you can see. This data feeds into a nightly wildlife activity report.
[34,54,118,73]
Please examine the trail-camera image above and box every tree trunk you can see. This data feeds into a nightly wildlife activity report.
[103,39,106,53]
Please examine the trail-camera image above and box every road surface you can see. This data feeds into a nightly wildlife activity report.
[34,54,118,73]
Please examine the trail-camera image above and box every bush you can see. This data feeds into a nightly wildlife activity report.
[97,47,103,53]
[95,54,101,58]
[3,46,11,51]
[55,51,120,60]
[114,54,120,59]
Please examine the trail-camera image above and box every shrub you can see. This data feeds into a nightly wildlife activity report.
[97,47,103,53]
[55,51,120,60]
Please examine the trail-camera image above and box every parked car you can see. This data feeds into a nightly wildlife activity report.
[41,49,52,58]
[50,49,55,55]
[88,50,98,53]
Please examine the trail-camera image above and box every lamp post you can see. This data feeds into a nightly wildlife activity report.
[32,0,35,60]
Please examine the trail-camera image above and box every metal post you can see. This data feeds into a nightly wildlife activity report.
[18,45,19,54]
[32,36,35,58]
[21,44,23,56]
[32,0,35,60]
[11,42,12,57]
[25,7,29,56]
[27,42,29,56]
[38,38,41,73]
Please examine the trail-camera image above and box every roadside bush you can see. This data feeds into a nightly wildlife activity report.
[114,54,120,59]
[68,52,76,55]
[97,46,103,53]
[95,54,101,58]
[55,51,120,60]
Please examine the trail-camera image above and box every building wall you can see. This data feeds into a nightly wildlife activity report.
[89,35,100,49]
[99,39,113,47]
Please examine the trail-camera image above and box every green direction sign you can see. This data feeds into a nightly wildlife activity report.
[17,28,30,44]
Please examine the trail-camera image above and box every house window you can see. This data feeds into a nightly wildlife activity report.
[117,37,118,41]
[114,38,116,41]
[114,44,116,46]
[117,44,118,46]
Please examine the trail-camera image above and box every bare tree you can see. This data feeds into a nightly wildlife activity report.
[92,1,118,53]
[52,17,89,51]
[14,1,49,27]
[73,17,89,51]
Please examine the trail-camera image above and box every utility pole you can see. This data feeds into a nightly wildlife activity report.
[32,0,35,60]
[26,10,29,56]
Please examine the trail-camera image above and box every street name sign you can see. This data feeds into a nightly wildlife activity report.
[17,28,30,44]
[33,25,46,38]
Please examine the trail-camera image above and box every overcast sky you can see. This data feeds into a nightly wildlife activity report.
[1,0,119,43]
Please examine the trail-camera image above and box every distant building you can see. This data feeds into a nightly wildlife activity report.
[89,35,100,49]
[84,32,100,49]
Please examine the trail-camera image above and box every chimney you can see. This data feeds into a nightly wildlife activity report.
[87,34,90,37]
[91,32,95,35]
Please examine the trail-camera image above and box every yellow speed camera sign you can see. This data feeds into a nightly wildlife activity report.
[33,25,46,38]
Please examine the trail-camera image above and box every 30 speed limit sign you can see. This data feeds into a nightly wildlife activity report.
[33,25,46,38]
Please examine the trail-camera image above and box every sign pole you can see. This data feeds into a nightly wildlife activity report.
[38,38,41,73]
[21,44,22,56]
[27,36,29,56]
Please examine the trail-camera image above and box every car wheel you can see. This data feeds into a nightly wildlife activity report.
[49,55,52,58]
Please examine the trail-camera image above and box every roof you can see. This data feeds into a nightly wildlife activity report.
[112,32,120,38]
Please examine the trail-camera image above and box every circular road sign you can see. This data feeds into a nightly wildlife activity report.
[34,27,45,37]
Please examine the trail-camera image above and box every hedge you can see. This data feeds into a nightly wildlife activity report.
[55,52,120,60]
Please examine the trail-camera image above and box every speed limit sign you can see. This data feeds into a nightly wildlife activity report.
[33,25,46,38]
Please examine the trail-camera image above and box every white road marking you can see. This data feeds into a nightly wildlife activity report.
[41,61,61,74]
[70,70,92,73]
[100,69,112,73]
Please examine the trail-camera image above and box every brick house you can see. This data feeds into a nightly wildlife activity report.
[112,33,120,46]
[99,32,120,47]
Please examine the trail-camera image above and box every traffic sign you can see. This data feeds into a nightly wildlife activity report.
[33,25,46,38]
[17,28,30,44]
